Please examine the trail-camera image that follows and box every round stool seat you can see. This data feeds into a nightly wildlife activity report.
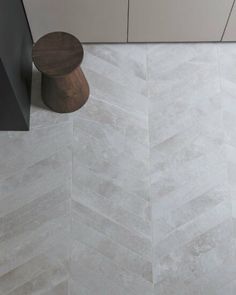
[32,32,89,113]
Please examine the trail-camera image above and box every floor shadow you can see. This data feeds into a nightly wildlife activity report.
[30,69,49,111]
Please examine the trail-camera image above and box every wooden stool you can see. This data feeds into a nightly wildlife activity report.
[32,32,89,113]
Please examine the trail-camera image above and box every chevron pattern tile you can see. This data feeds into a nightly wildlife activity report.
[147,44,233,295]
[1,43,236,294]
[71,45,153,295]
[0,69,72,295]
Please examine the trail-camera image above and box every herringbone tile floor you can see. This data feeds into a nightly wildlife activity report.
[0,43,236,294]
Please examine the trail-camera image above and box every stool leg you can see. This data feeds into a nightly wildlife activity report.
[41,66,89,113]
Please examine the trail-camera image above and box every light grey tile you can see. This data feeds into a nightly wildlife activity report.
[72,188,151,238]
[73,120,149,199]
[69,280,91,295]
[0,249,68,295]
[7,263,68,295]
[83,51,147,96]
[153,219,232,284]
[153,201,231,260]
[72,210,152,282]
[2,184,70,238]
[1,43,236,295]
[84,69,148,118]
[0,148,71,216]
[0,122,72,181]
[73,99,149,208]
[40,281,69,295]
[0,204,70,277]
[70,240,153,295]
[72,202,152,260]
[84,44,147,81]
[153,187,228,243]
[72,165,150,221]
[73,97,149,147]
[149,42,234,294]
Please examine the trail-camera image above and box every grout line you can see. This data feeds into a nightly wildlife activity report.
[73,183,151,225]
[221,0,236,41]
[144,44,153,284]
[72,209,152,262]
[145,44,155,288]
[72,232,152,284]
[72,196,152,241]
[216,42,233,229]
[91,96,147,120]
[68,119,74,295]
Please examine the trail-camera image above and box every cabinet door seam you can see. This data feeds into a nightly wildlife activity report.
[221,0,236,41]
[127,0,130,42]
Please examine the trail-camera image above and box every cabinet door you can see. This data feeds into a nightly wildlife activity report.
[128,0,234,42]
[223,3,236,41]
[23,0,128,42]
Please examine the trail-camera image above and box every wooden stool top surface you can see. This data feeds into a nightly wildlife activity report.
[32,32,83,77]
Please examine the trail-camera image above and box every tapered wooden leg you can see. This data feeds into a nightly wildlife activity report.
[41,66,89,113]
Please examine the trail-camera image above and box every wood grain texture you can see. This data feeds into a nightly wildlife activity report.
[32,32,83,77]
[41,66,89,113]
[33,32,89,113]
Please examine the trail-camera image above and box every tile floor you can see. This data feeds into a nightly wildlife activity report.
[0,43,236,294]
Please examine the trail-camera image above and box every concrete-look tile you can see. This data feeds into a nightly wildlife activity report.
[73,102,149,210]
[84,68,148,118]
[7,263,68,295]
[0,122,72,181]
[153,201,231,260]
[0,203,70,277]
[73,114,148,164]
[83,51,147,97]
[153,219,232,283]
[73,120,149,200]
[69,280,91,295]
[72,210,152,282]
[151,152,228,218]
[153,187,228,242]
[72,202,152,260]
[153,243,235,295]
[84,44,147,81]
[72,188,151,238]
[0,249,68,295]
[73,97,149,147]
[40,281,69,295]
[70,240,153,295]
[1,43,236,294]
[149,91,222,146]
[0,254,50,294]
[2,183,70,237]
[0,148,71,216]
[149,42,234,295]
[72,165,150,221]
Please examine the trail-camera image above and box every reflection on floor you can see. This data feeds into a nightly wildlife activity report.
[0,43,236,295]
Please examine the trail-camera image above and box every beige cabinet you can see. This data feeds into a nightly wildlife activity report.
[23,0,236,43]
[128,0,234,42]
[23,0,128,42]
[223,3,236,41]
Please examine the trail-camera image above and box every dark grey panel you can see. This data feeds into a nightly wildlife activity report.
[0,0,32,130]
